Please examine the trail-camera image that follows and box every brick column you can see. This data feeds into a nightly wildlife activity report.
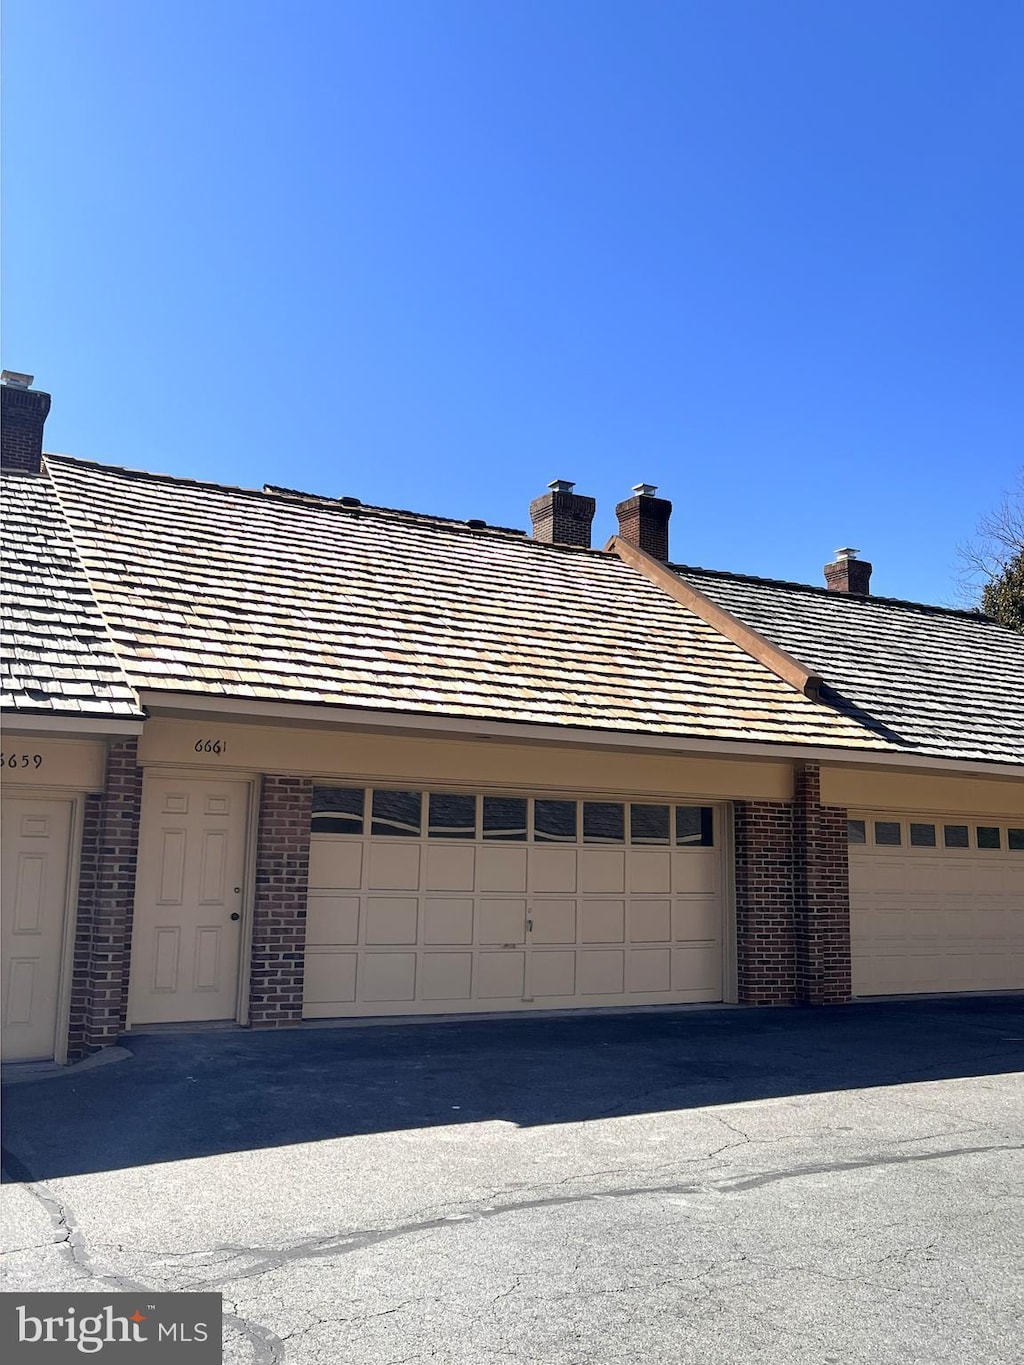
[66,738,144,1057]
[249,775,312,1026]
[733,800,796,1003]
[793,763,852,1004]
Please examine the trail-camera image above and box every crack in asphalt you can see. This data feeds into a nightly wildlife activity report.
[175,1139,1021,1288]
[8,1178,286,1365]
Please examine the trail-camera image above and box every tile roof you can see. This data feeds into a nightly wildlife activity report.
[675,565,1024,766]
[42,456,890,753]
[1,470,142,719]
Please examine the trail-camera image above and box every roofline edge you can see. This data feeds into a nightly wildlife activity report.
[137,691,1024,777]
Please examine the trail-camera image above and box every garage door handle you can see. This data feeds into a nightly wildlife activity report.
[230,912,241,921]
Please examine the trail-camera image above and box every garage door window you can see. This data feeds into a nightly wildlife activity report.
[371,790,421,837]
[847,813,1023,855]
[312,789,714,847]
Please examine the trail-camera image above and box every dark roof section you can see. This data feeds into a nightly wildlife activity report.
[41,455,888,752]
[1,470,143,719]
[674,563,1024,765]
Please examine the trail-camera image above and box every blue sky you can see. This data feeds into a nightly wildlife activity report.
[3,1,1022,603]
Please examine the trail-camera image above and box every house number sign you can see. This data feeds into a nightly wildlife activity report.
[2,752,43,769]
[193,739,228,755]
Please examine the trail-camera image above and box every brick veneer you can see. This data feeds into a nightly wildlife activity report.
[733,766,852,1006]
[733,799,797,1003]
[792,763,852,1004]
[66,738,143,1058]
[249,775,313,1025]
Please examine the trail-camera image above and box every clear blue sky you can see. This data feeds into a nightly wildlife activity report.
[3,1,1022,603]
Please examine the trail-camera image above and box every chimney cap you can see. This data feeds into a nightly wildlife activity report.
[1,370,34,389]
[547,479,576,492]
[631,483,658,497]
[833,546,860,561]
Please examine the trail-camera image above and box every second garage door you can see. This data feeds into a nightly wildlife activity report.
[304,786,724,1017]
[850,812,1024,996]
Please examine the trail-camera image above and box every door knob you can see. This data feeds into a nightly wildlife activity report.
[230,912,241,921]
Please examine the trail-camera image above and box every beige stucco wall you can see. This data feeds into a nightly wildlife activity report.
[0,737,106,793]
[821,765,1024,818]
[138,717,794,801]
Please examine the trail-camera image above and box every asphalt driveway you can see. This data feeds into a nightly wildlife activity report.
[2,997,1022,1364]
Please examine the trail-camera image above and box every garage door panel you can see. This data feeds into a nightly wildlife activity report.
[425,845,475,892]
[671,852,716,894]
[580,900,625,944]
[362,952,417,1001]
[532,900,576,944]
[304,950,357,1006]
[672,898,720,943]
[478,900,527,944]
[531,950,576,997]
[628,852,671,894]
[421,952,472,1000]
[672,945,722,996]
[479,847,528,892]
[579,949,625,995]
[477,951,525,998]
[580,850,625,894]
[309,839,362,890]
[531,848,577,893]
[629,948,671,993]
[365,898,418,945]
[629,900,671,943]
[368,844,420,890]
[306,894,359,946]
[423,898,474,945]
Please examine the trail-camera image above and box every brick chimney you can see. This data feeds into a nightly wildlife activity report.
[615,483,672,561]
[530,479,596,548]
[824,547,872,595]
[1,371,51,474]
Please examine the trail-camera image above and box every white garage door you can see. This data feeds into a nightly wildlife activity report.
[304,787,724,1017]
[850,812,1024,996]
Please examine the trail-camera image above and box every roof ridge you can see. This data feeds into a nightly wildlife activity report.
[672,562,997,623]
[43,454,614,553]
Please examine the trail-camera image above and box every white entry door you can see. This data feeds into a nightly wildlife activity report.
[129,777,250,1024]
[1,797,73,1061]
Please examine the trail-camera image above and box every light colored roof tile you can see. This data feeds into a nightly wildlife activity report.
[45,456,886,753]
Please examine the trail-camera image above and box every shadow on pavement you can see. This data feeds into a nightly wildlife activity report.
[2,996,1022,1181]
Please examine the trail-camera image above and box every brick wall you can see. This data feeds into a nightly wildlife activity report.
[792,763,852,1004]
[733,800,797,1003]
[65,738,143,1058]
[249,775,313,1026]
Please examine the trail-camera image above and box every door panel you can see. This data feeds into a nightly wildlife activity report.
[130,778,249,1024]
[1,798,73,1061]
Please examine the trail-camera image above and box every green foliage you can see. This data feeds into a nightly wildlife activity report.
[980,550,1024,631]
